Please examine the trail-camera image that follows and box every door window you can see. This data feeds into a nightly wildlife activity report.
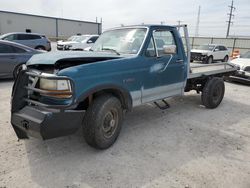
[0,44,15,53]
[219,46,227,51]
[12,46,27,53]
[214,46,220,51]
[17,34,41,40]
[146,37,156,57]
[153,30,176,56]
[3,34,17,41]
[88,36,99,43]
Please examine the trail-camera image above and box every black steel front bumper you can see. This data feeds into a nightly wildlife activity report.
[11,69,84,140]
[11,106,84,140]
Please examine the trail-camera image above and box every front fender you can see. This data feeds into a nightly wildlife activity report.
[76,83,133,111]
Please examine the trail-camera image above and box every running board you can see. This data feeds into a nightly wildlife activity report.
[154,99,170,110]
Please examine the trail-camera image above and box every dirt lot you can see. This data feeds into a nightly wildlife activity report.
[0,80,249,188]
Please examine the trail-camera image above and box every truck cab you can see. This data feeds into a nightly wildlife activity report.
[10,25,236,149]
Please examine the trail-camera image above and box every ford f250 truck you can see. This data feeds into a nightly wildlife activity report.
[11,25,236,149]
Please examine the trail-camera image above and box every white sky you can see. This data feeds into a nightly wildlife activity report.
[0,0,249,37]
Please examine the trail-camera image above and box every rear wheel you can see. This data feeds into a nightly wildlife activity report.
[35,46,46,50]
[223,55,229,62]
[201,77,225,109]
[83,94,123,149]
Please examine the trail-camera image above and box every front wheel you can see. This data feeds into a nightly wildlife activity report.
[206,56,213,64]
[13,64,23,79]
[83,94,123,149]
[201,77,225,109]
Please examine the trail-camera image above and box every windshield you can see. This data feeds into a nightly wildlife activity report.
[91,28,147,54]
[197,45,215,51]
[241,51,250,59]
[73,35,88,42]
[67,36,77,41]
[67,36,88,42]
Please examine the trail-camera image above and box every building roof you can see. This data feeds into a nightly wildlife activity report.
[0,10,101,25]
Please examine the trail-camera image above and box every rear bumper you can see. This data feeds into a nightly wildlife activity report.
[228,71,250,84]
[11,106,84,140]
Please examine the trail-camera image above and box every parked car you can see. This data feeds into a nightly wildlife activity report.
[57,35,79,50]
[11,25,236,150]
[191,44,230,64]
[57,35,99,51]
[0,40,41,78]
[0,32,51,51]
[228,51,250,84]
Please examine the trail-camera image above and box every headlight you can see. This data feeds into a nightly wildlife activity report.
[64,45,72,50]
[39,78,72,98]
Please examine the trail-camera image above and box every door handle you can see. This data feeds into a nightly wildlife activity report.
[159,55,173,72]
[176,59,184,63]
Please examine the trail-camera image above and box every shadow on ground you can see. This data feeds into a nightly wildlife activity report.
[22,93,249,188]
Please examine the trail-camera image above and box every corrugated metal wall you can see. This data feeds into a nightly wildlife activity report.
[0,11,101,38]
[190,37,250,55]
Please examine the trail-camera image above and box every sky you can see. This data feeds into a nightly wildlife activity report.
[0,0,249,37]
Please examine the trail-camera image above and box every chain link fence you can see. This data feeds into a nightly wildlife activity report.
[189,37,250,55]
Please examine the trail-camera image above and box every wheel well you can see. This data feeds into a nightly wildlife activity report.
[35,45,45,49]
[76,89,132,111]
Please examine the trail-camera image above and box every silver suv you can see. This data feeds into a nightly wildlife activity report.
[0,32,51,51]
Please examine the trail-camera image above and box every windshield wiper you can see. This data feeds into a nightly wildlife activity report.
[101,48,120,55]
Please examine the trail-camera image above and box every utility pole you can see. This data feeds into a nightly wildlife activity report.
[195,6,201,37]
[177,20,183,31]
[226,0,236,38]
[177,20,182,27]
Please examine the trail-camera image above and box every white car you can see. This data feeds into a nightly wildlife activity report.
[57,35,99,51]
[191,44,230,64]
[229,51,250,84]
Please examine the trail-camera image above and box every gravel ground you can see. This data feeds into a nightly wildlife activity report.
[0,80,249,188]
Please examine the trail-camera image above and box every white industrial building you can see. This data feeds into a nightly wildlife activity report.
[0,10,102,38]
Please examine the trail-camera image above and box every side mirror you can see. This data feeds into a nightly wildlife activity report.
[163,45,176,54]
[214,48,219,52]
[87,40,93,44]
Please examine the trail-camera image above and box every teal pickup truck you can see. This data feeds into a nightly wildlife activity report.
[11,25,236,149]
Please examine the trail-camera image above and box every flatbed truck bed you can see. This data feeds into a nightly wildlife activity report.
[188,62,237,79]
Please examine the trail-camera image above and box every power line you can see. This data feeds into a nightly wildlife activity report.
[226,0,236,38]
[195,6,201,37]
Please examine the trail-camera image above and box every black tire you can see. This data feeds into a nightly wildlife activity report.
[83,94,123,149]
[13,64,23,79]
[206,56,213,64]
[35,46,46,50]
[223,55,229,62]
[201,77,225,109]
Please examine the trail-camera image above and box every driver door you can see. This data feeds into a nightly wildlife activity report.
[142,29,185,103]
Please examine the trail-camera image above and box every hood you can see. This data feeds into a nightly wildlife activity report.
[27,51,123,66]
[230,58,250,69]
[57,41,78,45]
[191,49,211,54]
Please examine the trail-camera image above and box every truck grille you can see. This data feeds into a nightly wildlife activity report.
[12,69,75,110]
